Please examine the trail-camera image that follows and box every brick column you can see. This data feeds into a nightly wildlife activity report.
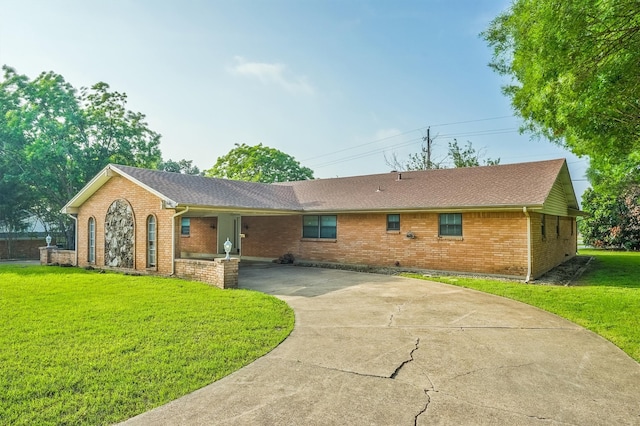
[39,247,53,264]
[216,257,239,289]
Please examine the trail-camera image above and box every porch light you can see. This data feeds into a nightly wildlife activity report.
[45,234,52,247]
[223,238,232,260]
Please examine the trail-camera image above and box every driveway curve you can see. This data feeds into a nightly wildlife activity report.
[122,263,640,425]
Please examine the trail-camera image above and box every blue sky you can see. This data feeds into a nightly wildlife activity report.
[0,0,589,200]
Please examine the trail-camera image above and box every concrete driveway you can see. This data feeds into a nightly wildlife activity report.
[122,263,640,425]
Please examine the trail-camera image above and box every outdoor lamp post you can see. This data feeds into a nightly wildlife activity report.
[45,234,52,248]
[223,238,232,260]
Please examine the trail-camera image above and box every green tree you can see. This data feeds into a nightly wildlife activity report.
[205,143,314,182]
[448,139,500,168]
[580,186,640,250]
[0,66,162,247]
[483,0,640,189]
[0,68,38,255]
[158,159,202,175]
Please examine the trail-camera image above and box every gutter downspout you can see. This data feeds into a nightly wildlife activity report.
[66,213,78,266]
[171,206,189,276]
[523,207,532,283]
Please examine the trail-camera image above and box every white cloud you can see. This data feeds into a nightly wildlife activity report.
[229,56,315,96]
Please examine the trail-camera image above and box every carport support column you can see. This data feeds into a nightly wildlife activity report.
[171,206,189,276]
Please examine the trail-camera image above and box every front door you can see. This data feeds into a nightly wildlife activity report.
[217,213,242,256]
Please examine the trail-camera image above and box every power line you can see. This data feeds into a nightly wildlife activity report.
[300,115,516,163]
[309,137,423,169]
[428,115,515,128]
[436,128,518,138]
[306,127,521,169]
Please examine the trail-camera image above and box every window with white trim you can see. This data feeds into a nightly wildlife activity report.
[88,217,95,263]
[147,215,156,267]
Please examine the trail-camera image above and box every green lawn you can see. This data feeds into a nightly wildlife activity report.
[0,265,294,425]
[403,249,640,363]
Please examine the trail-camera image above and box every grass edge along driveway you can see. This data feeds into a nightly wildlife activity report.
[0,266,294,426]
[403,249,640,363]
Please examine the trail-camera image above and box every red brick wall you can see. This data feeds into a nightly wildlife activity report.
[241,216,301,257]
[177,217,218,256]
[76,176,175,274]
[242,212,530,277]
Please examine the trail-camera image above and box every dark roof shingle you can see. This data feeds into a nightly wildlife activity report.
[103,159,573,213]
[279,159,568,211]
[113,165,301,210]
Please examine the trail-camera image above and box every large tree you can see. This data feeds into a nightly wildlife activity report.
[205,143,314,183]
[579,185,640,250]
[0,66,162,247]
[483,0,640,189]
[0,84,34,257]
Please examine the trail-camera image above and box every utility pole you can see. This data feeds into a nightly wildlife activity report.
[422,127,433,169]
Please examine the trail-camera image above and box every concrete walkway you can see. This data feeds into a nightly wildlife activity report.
[122,263,640,425]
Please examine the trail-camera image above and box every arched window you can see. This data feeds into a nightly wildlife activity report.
[88,217,96,263]
[147,215,156,268]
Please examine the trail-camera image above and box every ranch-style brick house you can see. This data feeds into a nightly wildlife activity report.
[59,158,581,285]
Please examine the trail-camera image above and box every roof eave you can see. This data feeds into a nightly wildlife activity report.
[298,204,546,215]
[60,165,115,214]
[61,164,179,214]
[168,204,304,216]
[569,208,587,217]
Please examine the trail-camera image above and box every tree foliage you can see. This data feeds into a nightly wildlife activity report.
[205,143,314,183]
[385,131,446,171]
[0,77,32,236]
[580,186,640,250]
[0,66,162,246]
[483,0,640,189]
[404,142,443,170]
[386,139,498,171]
[448,140,500,168]
[158,159,202,175]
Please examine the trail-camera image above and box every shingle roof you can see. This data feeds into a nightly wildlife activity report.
[112,165,301,210]
[63,158,578,214]
[281,159,570,211]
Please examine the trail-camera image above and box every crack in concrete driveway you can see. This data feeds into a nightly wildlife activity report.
[121,264,640,425]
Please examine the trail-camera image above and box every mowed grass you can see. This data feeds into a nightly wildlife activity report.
[403,249,640,363]
[0,265,294,425]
